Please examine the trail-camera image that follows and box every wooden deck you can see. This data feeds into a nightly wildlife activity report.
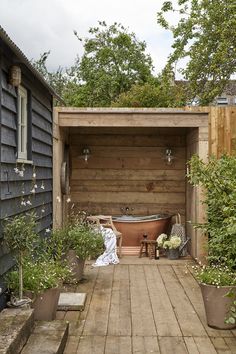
[57,257,236,354]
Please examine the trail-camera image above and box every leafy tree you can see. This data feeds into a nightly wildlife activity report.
[157,0,236,105]
[112,80,187,107]
[32,51,71,100]
[73,21,154,106]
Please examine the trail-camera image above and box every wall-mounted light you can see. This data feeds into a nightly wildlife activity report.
[165,148,174,165]
[81,147,91,163]
[9,65,21,87]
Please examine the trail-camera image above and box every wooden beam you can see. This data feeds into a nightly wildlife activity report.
[59,112,208,128]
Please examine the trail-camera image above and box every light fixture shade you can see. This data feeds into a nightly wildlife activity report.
[165,148,174,165]
[81,147,91,163]
[9,65,21,87]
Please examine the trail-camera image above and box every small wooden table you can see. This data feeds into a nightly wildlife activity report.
[139,239,157,259]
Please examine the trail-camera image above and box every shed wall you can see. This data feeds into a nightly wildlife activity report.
[69,127,186,220]
[0,45,53,307]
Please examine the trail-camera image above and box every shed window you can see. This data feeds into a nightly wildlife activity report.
[17,86,28,160]
[216,97,228,105]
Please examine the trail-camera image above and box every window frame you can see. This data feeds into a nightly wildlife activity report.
[17,85,28,160]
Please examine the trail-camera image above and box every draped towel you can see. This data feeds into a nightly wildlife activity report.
[92,226,119,267]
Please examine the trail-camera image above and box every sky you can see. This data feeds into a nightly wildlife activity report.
[0,0,179,75]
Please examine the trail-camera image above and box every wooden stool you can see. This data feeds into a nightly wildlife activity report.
[139,240,156,259]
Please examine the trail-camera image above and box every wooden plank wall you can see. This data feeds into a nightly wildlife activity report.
[69,127,186,220]
[208,107,236,157]
[0,45,53,307]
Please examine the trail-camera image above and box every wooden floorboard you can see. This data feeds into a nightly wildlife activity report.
[61,258,236,354]
[159,265,207,337]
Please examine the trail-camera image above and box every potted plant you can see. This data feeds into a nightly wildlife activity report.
[49,216,104,282]
[163,235,182,260]
[6,253,72,320]
[187,154,236,329]
[67,219,104,280]
[3,213,37,303]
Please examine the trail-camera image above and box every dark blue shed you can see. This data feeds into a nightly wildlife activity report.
[0,26,60,309]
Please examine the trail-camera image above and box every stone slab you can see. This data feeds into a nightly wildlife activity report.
[21,321,69,354]
[0,308,34,354]
[57,293,86,311]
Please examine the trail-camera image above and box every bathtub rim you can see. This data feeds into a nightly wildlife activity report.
[112,214,173,223]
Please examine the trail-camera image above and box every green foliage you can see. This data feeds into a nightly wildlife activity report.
[3,213,37,260]
[225,289,236,325]
[193,264,236,287]
[6,258,72,296]
[187,154,236,269]
[32,21,154,107]
[68,220,104,260]
[157,0,236,105]
[73,21,154,106]
[32,51,73,101]
[112,81,187,107]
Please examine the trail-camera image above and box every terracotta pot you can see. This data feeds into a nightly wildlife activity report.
[200,283,236,329]
[167,248,179,260]
[31,287,60,321]
[65,250,85,283]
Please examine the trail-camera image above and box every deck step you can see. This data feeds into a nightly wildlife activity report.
[21,320,69,354]
[0,307,34,354]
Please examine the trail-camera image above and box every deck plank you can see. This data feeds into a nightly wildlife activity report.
[174,266,234,338]
[144,265,182,337]
[105,336,132,354]
[158,265,207,337]
[82,266,114,336]
[194,337,217,354]
[129,265,157,336]
[76,335,106,354]
[184,337,200,354]
[210,337,232,354]
[224,338,236,352]
[132,336,160,353]
[108,265,132,336]
[158,337,188,354]
[62,258,236,354]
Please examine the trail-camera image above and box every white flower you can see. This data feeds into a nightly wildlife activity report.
[26,200,32,205]
[41,182,45,190]
[20,200,26,206]
[56,196,61,203]
[45,228,51,233]
[41,208,45,213]
[32,172,36,178]
[31,188,36,194]
[34,184,38,189]
[66,197,71,203]
[14,167,19,174]
[18,171,24,177]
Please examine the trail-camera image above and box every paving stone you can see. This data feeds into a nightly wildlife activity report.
[21,321,69,354]
[57,293,86,311]
[0,308,34,354]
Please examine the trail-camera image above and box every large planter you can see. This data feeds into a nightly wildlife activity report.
[167,248,180,260]
[65,250,85,283]
[200,283,236,329]
[31,287,61,321]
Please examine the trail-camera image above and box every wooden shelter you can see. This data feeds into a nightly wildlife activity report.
[53,107,236,261]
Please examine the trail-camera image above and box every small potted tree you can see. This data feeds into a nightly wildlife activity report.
[3,213,37,304]
[187,154,236,329]
[67,220,104,280]
[49,216,104,282]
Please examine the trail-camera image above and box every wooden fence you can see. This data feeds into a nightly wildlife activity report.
[208,107,236,157]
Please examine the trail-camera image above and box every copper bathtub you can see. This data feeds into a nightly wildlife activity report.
[112,214,172,255]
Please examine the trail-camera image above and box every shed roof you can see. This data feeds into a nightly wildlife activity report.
[0,25,62,102]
